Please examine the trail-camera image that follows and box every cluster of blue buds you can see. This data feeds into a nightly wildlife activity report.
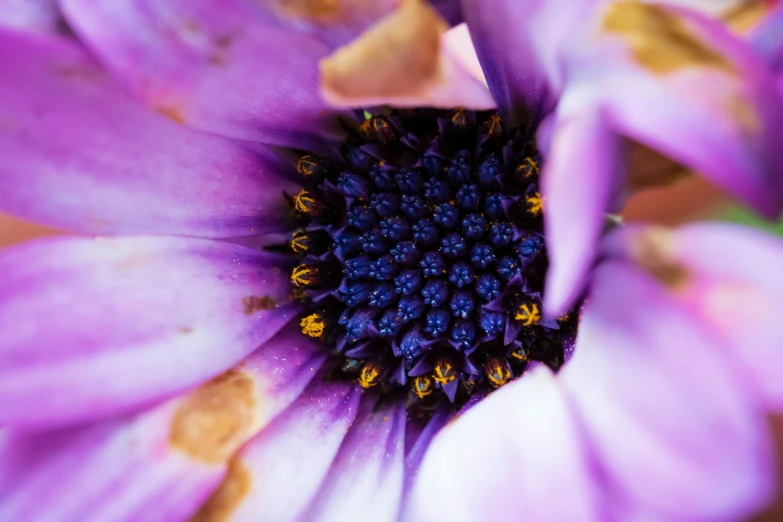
[288,109,577,405]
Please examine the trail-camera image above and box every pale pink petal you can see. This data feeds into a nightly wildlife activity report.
[407,366,600,522]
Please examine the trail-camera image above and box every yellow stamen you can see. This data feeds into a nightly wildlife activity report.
[290,231,308,253]
[516,157,539,178]
[412,376,433,399]
[300,313,325,338]
[294,190,318,215]
[514,303,541,326]
[484,114,502,137]
[485,357,511,388]
[510,345,529,361]
[525,192,544,216]
[291,265,313,287]
[433,359,456,385]
[359,362,382,389]
[297,155,319,177]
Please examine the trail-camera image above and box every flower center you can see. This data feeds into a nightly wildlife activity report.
[286,109,577,406]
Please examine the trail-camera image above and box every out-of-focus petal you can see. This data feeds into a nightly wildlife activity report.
[301,396,406,522]
[606,223,783,410]
[320,0,495,110]
[0,29,298,238]
[746,2,783,71]
[0,236,301,429]
[59,0,348,149]
[460,0,598,124]
[193,380,360,522]
[567,1,783,217]
[561,259,774,521]
[0,335,323,522]
[0,0,61,33]
[542,108,621,316]
[407,366,600,522]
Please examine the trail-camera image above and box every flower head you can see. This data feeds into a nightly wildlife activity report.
[1,1,783,522]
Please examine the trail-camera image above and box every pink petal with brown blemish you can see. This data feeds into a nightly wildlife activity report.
[319,0,495,110]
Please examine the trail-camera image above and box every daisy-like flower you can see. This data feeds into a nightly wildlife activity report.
[1,0,783,521]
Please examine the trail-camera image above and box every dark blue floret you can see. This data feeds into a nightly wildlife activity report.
[421,279,449,307]
[449,290,475,319]
[448,150,471,185]
[371,192,400,217]
[433,203,460,229]
[448,262,473,289]
[380,217,410,241]
[401,195,428,220]
[398,294,425,322]
[420,252,447,278]
[344,255,372,280]
[347,205,377,231]
[441,233,467,258]
[368,284,395,308]
[360,229,387,255]
[396,168,424,193]
[338,171,372,199]
[425,308,450,336]
[289,108,568,403]
[394,269,423,296]
[413,218,438,245]
[455,184,481,210]
[390,241,418,266]
[369,254,398,280]
[489,222,514,249]
[461,213,487,240]
[475,274,501,302]
[424,179,450,204]
[470,244,495,268]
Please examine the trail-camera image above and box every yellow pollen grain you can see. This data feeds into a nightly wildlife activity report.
[412,376,433,399]
[294,190,316,214]
[525,193,544,216]
[602,0,737,76]
[433,360,456,385]
[515,303,541,326]
[300,313,325,338]
[291,265,313,287]
[359,362,381,389]
[485,358,511,388]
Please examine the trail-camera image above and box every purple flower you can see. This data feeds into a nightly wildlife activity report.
[0,1,782,522]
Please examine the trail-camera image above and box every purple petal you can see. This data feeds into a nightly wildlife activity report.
[59,0,348,149]
[572,3,783,217]
[0,29,300,238]
[0,235,301,429]
[302,396,406,522]
[542,108,620,316]
[407,366,600,522]
[748,3,783,71]
[195,380,361,522]
[611,223,783,410]
[561,259,775,521]
[0,0,61,33]
[0,339,323,522]
[460,0,597,122]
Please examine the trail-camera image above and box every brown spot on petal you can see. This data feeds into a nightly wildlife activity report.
[156,106,187,125]
[170,370,259,463]
[242,295,278,314]
[279,0,341,20]
[632,227,689,290]
[191,458,251,522]
[320,0,446,101]
[602,1,736,76]
[627,142,691,192]
[723,0,771,34]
